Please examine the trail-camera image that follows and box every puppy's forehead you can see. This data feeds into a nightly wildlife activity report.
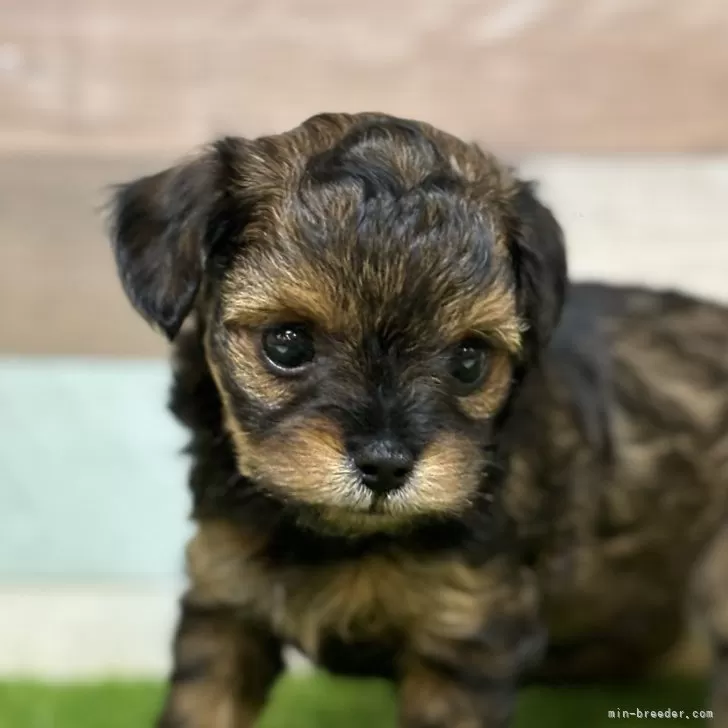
[222,114,521,346]
[240,112,512,198]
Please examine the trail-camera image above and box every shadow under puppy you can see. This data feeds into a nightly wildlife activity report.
[108,112,728,727]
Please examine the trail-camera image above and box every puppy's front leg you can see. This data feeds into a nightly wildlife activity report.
[157,598,283,728]
[399,567,544,728]
[399,658,517,728]
[696,525,728,725]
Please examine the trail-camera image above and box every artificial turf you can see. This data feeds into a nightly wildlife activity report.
[0,672,711,727]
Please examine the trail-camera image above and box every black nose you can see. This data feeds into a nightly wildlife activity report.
[352,439,414,495]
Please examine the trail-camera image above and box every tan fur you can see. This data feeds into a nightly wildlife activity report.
[206,327,292,409]
[439,268,522,354]
[386,433,485,517]
[221,247,354,336]
[246,415,365,511]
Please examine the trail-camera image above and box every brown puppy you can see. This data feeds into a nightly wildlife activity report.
[108,112,728,727]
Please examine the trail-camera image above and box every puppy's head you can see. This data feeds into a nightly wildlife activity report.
[109,113,566,534]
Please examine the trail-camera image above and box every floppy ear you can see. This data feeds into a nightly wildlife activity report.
[108,141,239,340]
[508,180,568,357]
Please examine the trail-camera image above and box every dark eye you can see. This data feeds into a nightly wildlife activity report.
[262,324,315,373]
[449,337,490,392]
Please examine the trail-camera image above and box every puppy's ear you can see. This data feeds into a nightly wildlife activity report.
[508,180,568,357]
[108,140,240,340]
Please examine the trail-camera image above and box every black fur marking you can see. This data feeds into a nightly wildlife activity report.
[509,181,568,357]
[170,659,208,685]
[305,117,448,201]
[318,633,399,679]
[156,714,187,728]
[108,138,246,340]
[548,285,616,462]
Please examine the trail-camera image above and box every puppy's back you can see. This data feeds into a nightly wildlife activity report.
[547,280,728,539]
[525,282,728,682]
[572,282,728,437]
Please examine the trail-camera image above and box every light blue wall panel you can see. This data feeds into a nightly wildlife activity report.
[0,359,192,581]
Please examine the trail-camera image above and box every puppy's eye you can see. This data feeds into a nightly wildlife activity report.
[449,337,490,392]
[262,324,315,373]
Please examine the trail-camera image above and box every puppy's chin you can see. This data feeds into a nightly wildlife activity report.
[264,477,475,537]
[292,494,467,537]
[295,504,423,537]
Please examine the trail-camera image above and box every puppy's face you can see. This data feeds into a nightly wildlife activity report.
[109,113,566,533]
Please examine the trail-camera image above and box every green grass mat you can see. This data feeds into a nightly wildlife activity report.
[0,673,711,727]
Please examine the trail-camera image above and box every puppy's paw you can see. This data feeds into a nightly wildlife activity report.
[399,661,515,728]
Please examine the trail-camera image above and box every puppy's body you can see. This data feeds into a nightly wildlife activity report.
[176,282,728,681]
[107,112,728,727]
[528,283,728,680]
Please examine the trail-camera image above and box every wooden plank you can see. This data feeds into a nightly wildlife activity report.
[0,0,727,154]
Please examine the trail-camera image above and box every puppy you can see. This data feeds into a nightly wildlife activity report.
[107,112,728,727]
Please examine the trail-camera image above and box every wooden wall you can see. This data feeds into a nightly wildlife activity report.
[2,0,727,154]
